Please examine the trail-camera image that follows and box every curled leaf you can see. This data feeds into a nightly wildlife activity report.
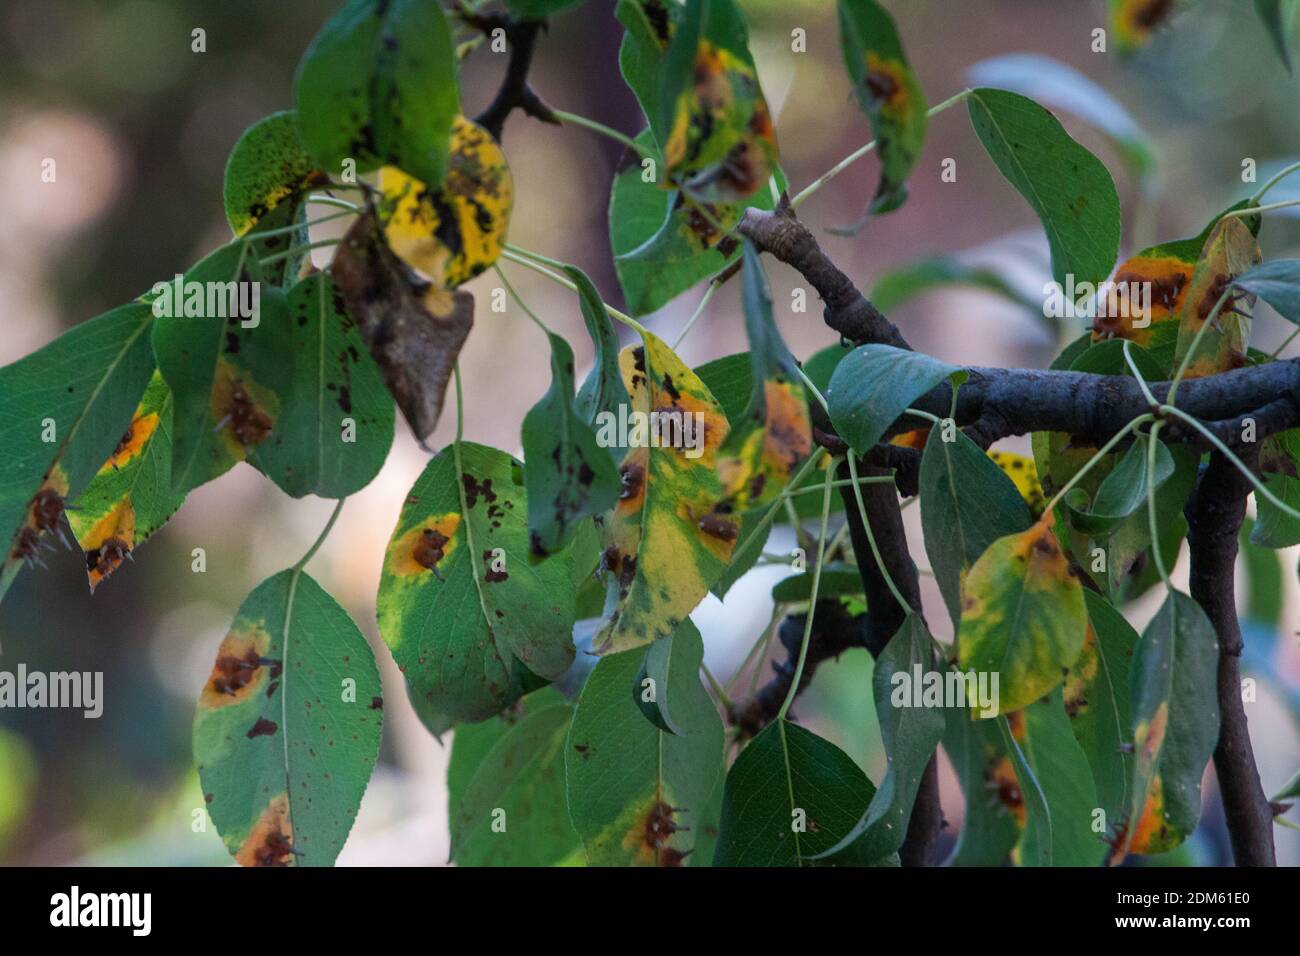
[331,209,473,443]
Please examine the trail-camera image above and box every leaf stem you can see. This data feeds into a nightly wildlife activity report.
[501,246,649,335]
[845,454,908,611]
[701,663,732,710]
[1252,160,1300,202]
[777,455,841,721]
[672,280,718,349]
[1145,421,1171,586]
[1221,197,1300,219]
[791,88,972,209]
[259,237,341,268]
[550,109,652,157]
[493,264,552,335]
[1160,404,1300,522]
[293,497,347,572]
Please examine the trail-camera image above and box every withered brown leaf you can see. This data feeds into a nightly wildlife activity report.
[331,209,473,444]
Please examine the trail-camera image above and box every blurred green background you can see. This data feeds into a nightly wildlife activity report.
[0,0,1295,865]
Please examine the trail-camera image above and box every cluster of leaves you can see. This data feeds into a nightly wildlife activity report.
[1,0,1297,867]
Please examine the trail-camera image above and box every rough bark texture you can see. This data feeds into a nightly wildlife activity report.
[1186,451,1277,866]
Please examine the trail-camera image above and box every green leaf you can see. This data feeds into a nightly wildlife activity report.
[1066,590,1138,826]
[1064,432,1174,537]
[771,563,864,603]
[835,0,927,218]
[377,442,576,729]
[1111,589,1219,863]
[716,242,813,512]
[957,518,1088,714]
[447,686,567,824]
[66,372,186,591]
[610,131,787,316]
[919,427,1032,629]
[818,614,945,863]
[0,302,155,598]
[871,256,1039,314]
[1103,442,1198,601]
[825,344,958,454]
[223,110,327,286]
[568,265,631,435]
[249,272,395,499]
[1233,258,1300,327]
[967,87,1122,291]
[566,621,724,865]
[966,54,1158,183]
[451,699,581,866]
[593,333,736,655]
[694,351,753,424]
[1005,690,1102,867]
[1240,518,1284,627]
[715,719,879,866]
[151,243,284,497]
[1251,473,1300,547]
[294,0,458,188]
[1255,0,1294,71]
[522,332,622,557]
[194,570,383,866]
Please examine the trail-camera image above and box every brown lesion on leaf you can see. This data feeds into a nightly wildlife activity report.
[387,513,462,578]
[1121,0,1178,36]
[80,498,137,591]
[863,53,910,112]
[1092,257,1191,345]
[986,754,1026,827]
[616,451,648,515]
[1063,623,1098,718]
[235,793,296,867]
[10,470,70,563]
[762,379,813,473]
[210,359,277,456]
[199,623,273,709]
[627,800,690,866]
[246,717,278,739]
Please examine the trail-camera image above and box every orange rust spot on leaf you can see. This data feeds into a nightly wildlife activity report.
[81,498,137,591]
[864,53,910,111]
[235,793,295,867]
[988,754,1027,828]
[890,426,931,450]
[108,410,160,469]
[387,513,461,577]
[200,624,272,709]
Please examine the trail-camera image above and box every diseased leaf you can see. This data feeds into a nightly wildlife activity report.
[715,242,813,512]
[825,344,958,454]
[715,719,879,867]
[986,449,1046,518]
[249,272,395,498]
[836,0,927,218]
[967,87,1122,292]
[942,699,1022,865]
[1110,589,1219,864]
[451,700,581,866]
[1004,692,1102,867]
[521,332,621,557]
[1066,590,1138,826]
[593,333,735,655]
[610,130,787,316]
[919,428,1032,629]
[331,208,474,443]
[1108,0,1191,54]
[294,0,458,188]
[658,0,779,204]
[223,110,328,285]
[818,614,946,864]
[1173,217,1261,379]
[566,621,724,865]
[377,442,576,729]
[957,517,1088,714]
[152,244,287,497]
[0,302,155,598]
[194,570,382,866]
[1091,200,1259,349]
[966,53,1157,183]
[67,372,185,590]
[379,116,513,289]
[616,0,681,139]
